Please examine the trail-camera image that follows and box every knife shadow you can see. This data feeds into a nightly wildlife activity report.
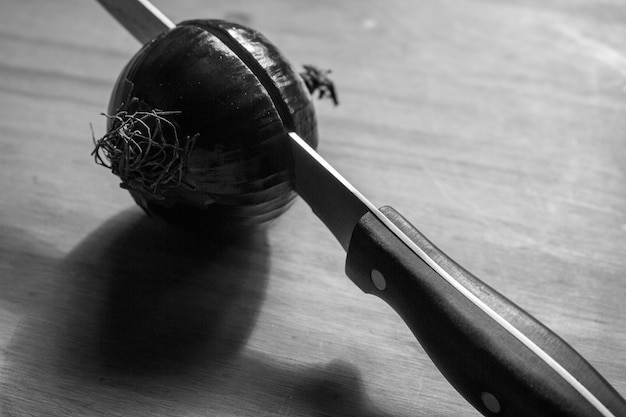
[2,208,438,416]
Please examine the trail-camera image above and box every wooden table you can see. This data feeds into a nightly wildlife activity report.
[1,1,625,415]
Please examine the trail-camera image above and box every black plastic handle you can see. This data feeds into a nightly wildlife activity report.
[345,206,626,417]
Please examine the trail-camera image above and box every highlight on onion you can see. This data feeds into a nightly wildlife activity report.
[92,19,337,235]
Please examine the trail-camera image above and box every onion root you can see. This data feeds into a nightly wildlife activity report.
[92,98,197,200]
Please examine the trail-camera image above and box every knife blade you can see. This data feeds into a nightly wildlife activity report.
[288,132,373,251]
[96,0,174,43]
[94,2,626,416]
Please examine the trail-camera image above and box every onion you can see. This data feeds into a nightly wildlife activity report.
[93,19,336,235]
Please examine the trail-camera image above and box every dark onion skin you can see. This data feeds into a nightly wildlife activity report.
[103,19,318,235]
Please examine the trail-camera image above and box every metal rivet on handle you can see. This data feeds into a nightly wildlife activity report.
[370,269,387,291]
[481,392,501,414]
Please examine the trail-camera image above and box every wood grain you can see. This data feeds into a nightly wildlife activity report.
[1,0,625,416]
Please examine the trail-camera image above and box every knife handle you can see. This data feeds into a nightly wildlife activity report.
[345,206,626,417]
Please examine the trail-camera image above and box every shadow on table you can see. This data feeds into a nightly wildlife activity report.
[1,208,435,417]
[88,209,270,375]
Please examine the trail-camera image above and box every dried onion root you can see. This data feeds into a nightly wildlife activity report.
[92,101,197,200]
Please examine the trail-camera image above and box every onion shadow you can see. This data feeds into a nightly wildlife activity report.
[63,208,271,376]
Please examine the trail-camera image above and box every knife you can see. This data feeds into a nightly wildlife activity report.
[94,1,626,416]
